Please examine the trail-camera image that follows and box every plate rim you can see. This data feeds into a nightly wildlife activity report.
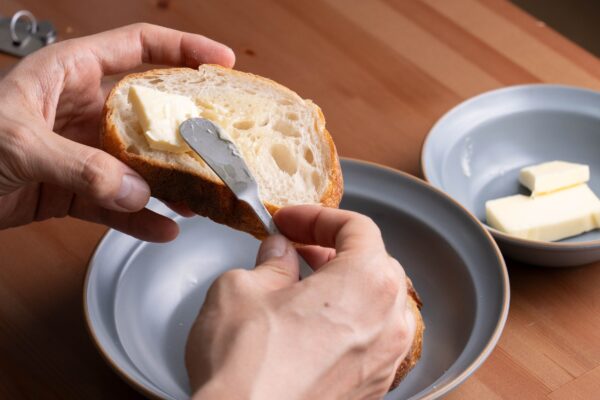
[420,83,600,249]
[83,157,510,400]
[83,229,167,400]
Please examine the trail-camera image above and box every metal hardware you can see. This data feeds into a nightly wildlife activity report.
[0,10,56,57]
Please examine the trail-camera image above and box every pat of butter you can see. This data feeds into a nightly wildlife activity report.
[128,85,199,153]
[519,161,589,196]
[486,184,600,242]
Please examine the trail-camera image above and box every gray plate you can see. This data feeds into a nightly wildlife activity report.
[84,159,509,400]
[422,84,600,266]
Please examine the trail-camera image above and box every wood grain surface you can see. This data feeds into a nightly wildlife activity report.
[1,0,600,399]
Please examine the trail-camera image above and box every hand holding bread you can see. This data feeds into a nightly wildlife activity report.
[0,23,234,241]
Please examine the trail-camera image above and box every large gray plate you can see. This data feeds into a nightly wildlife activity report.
[422,85,600,266]
[84,159,509,400]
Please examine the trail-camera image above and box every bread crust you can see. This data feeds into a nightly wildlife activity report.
[391,279,425,390]
[102,66,343,238]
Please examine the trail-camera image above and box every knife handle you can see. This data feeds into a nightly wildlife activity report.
[249,200,312,278]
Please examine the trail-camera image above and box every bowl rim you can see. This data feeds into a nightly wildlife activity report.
[421,83,600,249]
[83,157,510,400]
[83,228,167,400]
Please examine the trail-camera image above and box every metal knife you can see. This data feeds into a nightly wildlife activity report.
[179,117,279,235]
[179,118,313,277]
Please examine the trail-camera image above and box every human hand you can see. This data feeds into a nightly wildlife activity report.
[0,23,234,241]
[185,205,416,400]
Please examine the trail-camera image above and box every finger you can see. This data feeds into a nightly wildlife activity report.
[404,301,417,353]
[388,255,409,288]
[296,245,336,271]
[69,195,179,242]
[164,200,196,218]
[80,23,235,75]
[388,258,414,360]
[30,131,150,212]
[391,299,418,377]
[274,205,385,254]
[251,235,300,291]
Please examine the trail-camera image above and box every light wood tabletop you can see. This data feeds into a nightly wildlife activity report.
[1,1,600,399]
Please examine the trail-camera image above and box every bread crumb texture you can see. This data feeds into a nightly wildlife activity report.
[107,65,336,206]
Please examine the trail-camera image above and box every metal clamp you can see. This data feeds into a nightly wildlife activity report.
[0,10,56,57]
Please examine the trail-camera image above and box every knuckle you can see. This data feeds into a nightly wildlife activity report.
[79,151,116,199]
[127,22,154,40]
[371,263,400,302]
[381,270,400,297]
[204,269,253,314]
[379,324,410,361]
[392,319,411,349]
[49,39,83,64]
[345,210,377,229]
[355,212,380,231]
[131,22,152,31]
[57,39,80,54]
[359,254,406,306]
[388,257,406,281]
[2,124,38,181]
[349,212,384,242]
[215,269,250,290]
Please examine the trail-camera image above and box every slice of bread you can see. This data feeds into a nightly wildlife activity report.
[102,65,343,238]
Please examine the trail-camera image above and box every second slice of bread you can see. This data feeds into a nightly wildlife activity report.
[102,65,343,237]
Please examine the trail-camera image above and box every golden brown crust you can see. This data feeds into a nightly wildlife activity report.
[101,67,343,239]
[390,280,425,390]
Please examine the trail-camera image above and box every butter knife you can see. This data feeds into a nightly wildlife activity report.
[179,117,278,235]
[179,118,312,277]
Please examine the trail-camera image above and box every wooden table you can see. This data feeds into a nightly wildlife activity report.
[1,0,599,398]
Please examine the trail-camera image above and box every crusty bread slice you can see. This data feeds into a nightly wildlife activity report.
[102,65,343,238]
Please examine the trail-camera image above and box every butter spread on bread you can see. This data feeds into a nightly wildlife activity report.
[128,84,198,153]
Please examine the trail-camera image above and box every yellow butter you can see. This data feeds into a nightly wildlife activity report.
[519,161,589,196]
[486,184,600,242]
[128,85,199,153]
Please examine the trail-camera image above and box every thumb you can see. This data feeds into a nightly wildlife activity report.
[33,132,150,212]
[252,235,300,290]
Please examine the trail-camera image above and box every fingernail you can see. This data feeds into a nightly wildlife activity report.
[256,235,289,265]
[225,46,236,67]
[115,174,150,211]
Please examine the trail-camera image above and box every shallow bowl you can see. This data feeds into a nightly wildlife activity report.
[85,159,509,399]
[422,84,600,266]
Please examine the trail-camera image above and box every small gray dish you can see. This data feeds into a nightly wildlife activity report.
[84,159,509,400]
[422,84,600,266]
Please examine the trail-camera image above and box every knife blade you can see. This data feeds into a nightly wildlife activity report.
[179,117,278,235]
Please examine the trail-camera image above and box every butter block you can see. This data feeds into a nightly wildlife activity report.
[486,184,600,241]
[519,161,589,196]
[128,85,199,153]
